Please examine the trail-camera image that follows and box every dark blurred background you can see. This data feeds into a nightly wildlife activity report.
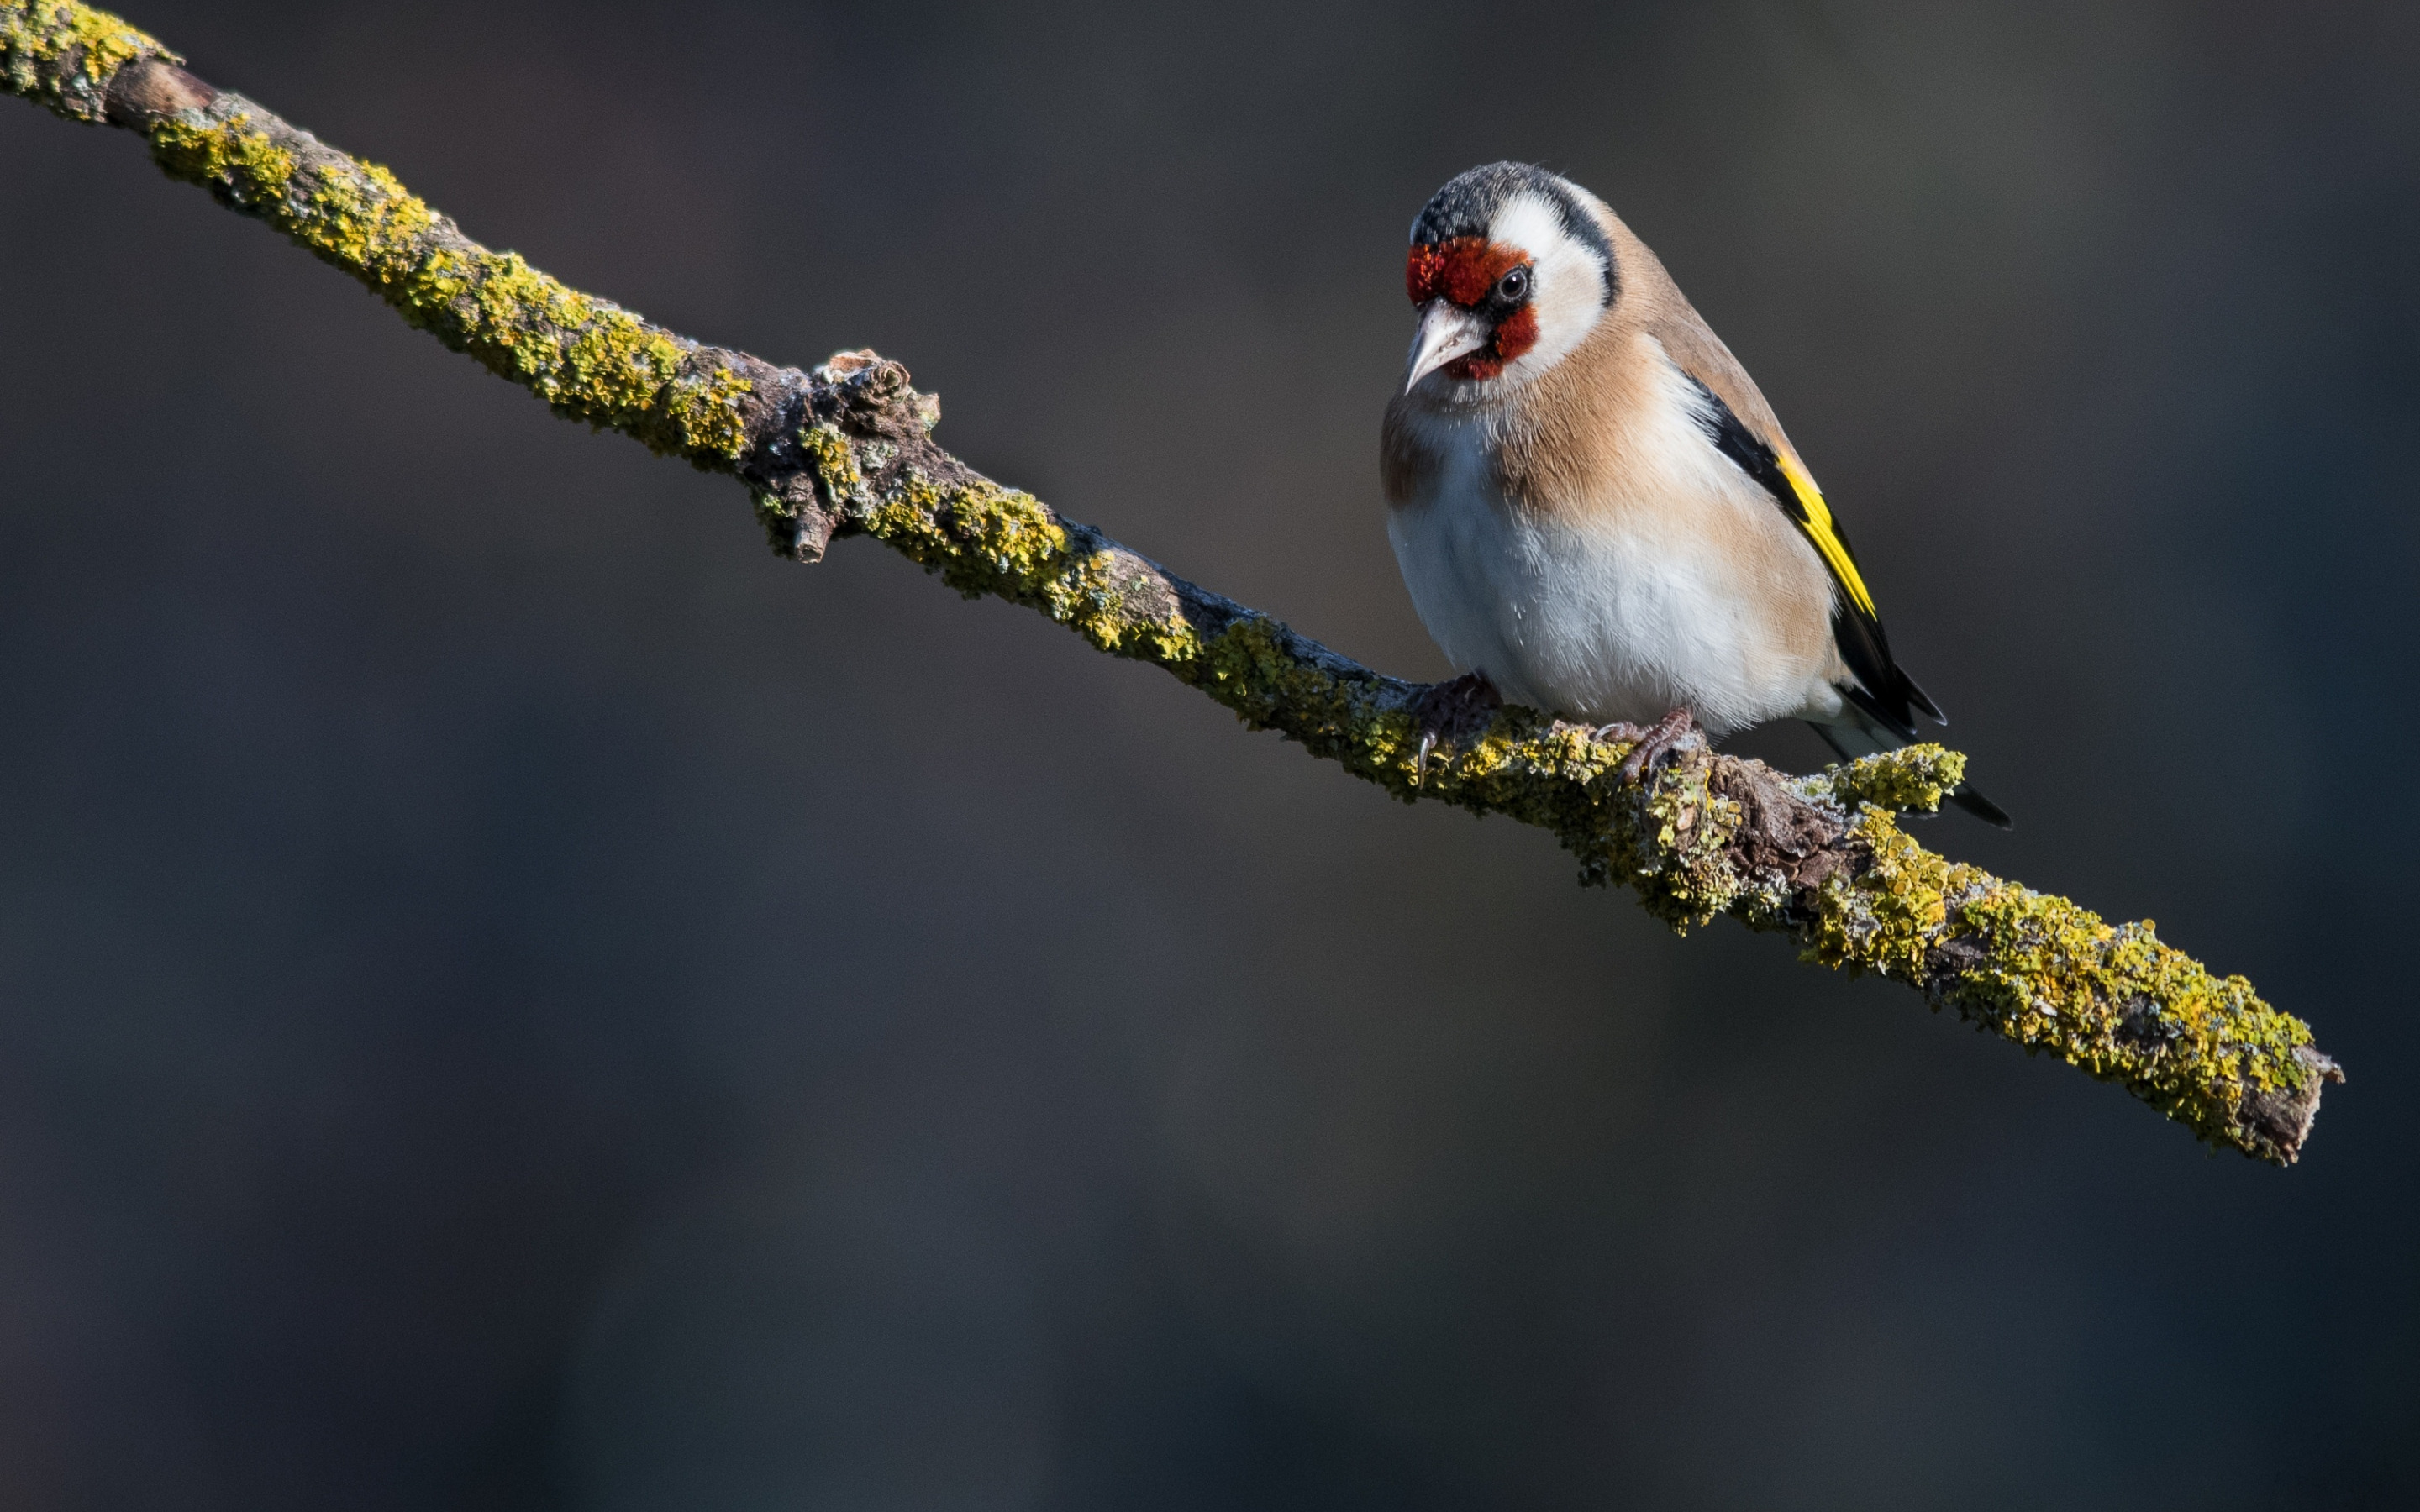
[1,0,2412,1506]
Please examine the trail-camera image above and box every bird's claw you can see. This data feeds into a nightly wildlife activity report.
[1407,671,1503,785]
[1615,706,1698,785]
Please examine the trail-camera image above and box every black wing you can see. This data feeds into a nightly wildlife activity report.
[1683,375,1944,740]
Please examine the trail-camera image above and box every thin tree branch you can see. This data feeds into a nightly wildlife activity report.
[3,2,2343,1161]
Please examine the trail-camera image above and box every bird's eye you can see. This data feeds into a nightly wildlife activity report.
[1497,266,1531,302]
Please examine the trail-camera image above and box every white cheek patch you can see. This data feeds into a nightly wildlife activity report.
[1490,191,1607,379]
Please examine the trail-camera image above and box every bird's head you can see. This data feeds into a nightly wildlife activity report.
[1402,162,1616,396]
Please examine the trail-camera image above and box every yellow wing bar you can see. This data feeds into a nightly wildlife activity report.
[1774,450,1877,621]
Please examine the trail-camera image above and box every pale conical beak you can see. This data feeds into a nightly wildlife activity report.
[1403,301,1491,393]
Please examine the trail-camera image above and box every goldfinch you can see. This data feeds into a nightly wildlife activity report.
[1382,161,2009,825]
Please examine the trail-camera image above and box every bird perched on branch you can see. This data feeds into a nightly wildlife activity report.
[1381,161,2008,825]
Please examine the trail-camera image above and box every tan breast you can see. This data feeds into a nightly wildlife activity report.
[1378,201,1853,708]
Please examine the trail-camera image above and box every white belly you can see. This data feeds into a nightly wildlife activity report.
[1385,396,1841,736]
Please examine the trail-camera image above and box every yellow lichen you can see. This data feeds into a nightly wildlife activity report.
[1802,808,1980,982]
[143,103,741,462]
[1197,616,1365,739]
[1788,802,2323,1151]
[1826,743,1966,815]
[797,423,861,501]
[1618,755,1748,930]
[298,160,439,286]
[659,363,755,461]
[859,480,1073,601]
[0,1,169,122]
[149,111,297,207]
[1944,888,2320,1143]
[9,23,2331,1159]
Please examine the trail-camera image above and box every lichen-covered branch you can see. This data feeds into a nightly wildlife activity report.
[3,1,2343,1162]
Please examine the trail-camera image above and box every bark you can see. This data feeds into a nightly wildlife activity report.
[2,3,2341,1162]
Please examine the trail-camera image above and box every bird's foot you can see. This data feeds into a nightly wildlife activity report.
[1407,670,1504,784]
[1615,706,1699,785]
